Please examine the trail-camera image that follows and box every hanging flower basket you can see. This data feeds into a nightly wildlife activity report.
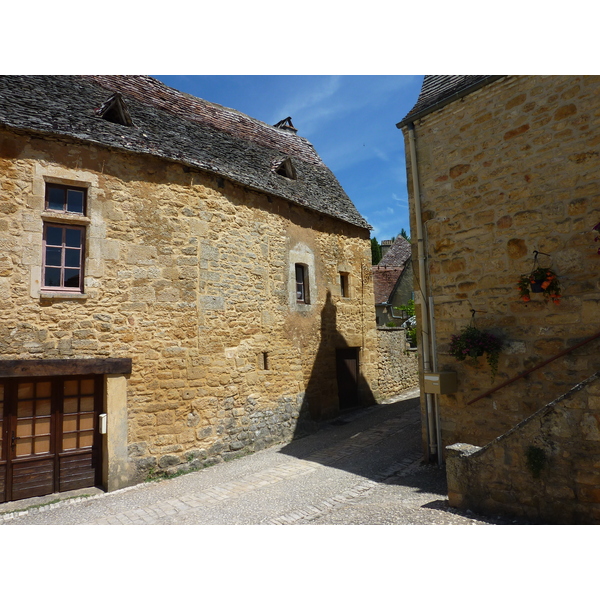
[449,325,503,382]
[518,267,561,305]
[593,221,600,254]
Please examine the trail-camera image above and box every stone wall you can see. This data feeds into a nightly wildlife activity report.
[403,76,600,450]
[446,372,600,524]
[375,328,419,398]
[0,128,379,484]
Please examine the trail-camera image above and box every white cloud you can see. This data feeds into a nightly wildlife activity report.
[392,193,408,207]
[267,76,343,134]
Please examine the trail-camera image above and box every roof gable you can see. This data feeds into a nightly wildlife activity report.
[372,267,405,305]
[378,235,411,267]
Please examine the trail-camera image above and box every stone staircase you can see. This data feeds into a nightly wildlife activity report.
[446,371,600,524]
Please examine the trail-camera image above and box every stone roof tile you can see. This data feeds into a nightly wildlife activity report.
[378,235,411,267]
[397,75,503,127]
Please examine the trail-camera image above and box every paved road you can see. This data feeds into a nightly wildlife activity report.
[0,390,518,525]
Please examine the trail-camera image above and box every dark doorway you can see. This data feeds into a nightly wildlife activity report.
[0,375,103,503]
[336,347,360,410]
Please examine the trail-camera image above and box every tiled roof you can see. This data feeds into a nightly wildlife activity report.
[372,267,405,305]
[378,235,411,267]
[0,75,370,230]
[397,75,503,127]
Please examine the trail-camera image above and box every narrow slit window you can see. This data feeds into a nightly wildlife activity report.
[295,264,309,304]
[262,352,269,370]
[340,272,349,297]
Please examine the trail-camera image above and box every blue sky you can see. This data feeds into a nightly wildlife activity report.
[154,75,424,242]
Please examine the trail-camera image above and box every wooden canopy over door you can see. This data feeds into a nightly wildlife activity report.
[0,376,103,503]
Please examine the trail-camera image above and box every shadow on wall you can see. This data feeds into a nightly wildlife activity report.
[292,290,376,439]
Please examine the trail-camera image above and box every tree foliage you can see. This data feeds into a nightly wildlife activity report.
[371,237,382,265]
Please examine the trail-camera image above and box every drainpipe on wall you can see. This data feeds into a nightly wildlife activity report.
[406,122,440,463]
[429,296,443,465]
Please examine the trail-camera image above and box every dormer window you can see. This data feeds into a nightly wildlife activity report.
[96,92,133,126]
[274,157,297,180]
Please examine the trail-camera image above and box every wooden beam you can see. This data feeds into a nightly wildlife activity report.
[0,358,132,378]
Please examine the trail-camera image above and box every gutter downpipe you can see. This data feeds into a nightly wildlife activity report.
[406,122,439,463]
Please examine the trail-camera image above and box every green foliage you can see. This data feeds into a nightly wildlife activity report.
[400,228,411,243]
[406,327,417,347]
[525,445,547,478]
[371,237,382,265]
[449,325,503,382]
[396,299,415,318]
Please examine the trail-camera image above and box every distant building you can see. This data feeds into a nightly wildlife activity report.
[372,236,413,326]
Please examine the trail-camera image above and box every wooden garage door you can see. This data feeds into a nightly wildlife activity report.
[0,376,102,503]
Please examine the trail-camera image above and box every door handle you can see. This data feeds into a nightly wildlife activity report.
[11,431,16,448]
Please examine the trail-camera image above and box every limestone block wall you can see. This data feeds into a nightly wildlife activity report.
[0,128,378,483]
[375,328,418,397]
[446,372,600,524]
[404,75,600,449]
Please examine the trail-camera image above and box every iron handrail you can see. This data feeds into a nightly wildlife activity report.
[467,329,600,405]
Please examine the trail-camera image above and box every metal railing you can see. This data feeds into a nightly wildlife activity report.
[467,329,600,405]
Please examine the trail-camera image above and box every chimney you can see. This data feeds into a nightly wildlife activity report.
[381,240,393,257]
[274,116,298,134]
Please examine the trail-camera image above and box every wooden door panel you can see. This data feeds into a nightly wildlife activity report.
[1,375,102,503]
[0,383,5,502]
[0,465,5,503]
[11,458,55,501]
[60,452,96,491]
[336,348,360,410]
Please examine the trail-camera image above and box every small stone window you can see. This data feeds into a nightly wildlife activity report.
[261,352,269,370]
[295,264,310,304]
[340,272,350,298]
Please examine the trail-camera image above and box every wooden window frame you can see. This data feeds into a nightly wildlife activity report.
[42,223,86,293]
[42,183,88,294]
[45,183,87,215]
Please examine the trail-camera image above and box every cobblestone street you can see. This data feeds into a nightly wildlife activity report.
[0,390,518,526]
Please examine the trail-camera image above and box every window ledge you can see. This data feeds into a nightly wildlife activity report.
[41,211,91,225]
[40,292,88,300]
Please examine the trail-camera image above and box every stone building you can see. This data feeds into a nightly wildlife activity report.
[397,75,600,523]
[0,75,379,503]
[372,235,413,327]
